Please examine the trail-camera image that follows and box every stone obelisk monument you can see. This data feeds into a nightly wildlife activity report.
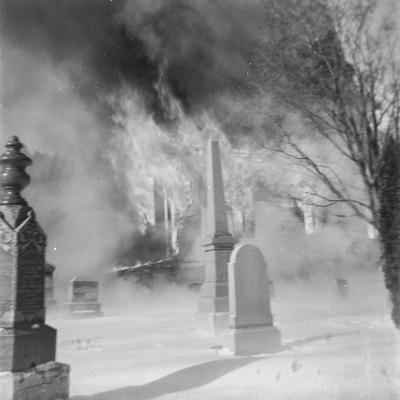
[0,137,70,400]
[198,140,236,332]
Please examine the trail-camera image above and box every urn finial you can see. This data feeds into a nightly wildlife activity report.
[0,136,32,205]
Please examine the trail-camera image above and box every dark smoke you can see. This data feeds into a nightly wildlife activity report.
[2,0,394,288]
[0,0,270,280]
[1,0,265,121]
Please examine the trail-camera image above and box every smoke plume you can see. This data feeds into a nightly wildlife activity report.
[0,0,268,281]
[0,0,397,284]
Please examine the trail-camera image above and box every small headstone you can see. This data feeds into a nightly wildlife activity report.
[66,277,103,318]
[226,243,281,355]
[44,263,57,308]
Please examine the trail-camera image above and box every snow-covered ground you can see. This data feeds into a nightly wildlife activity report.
[49,271,400,399]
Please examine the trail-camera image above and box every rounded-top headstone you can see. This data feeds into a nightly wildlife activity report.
[0,136,32,205]
[228,243,273,328]
[227,243,281,355]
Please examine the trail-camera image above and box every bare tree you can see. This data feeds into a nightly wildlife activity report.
[253,0,400,326]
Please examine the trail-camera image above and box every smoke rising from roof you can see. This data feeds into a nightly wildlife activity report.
[0,0,269,280]
[0,0,397,282]
[1,0,265,119]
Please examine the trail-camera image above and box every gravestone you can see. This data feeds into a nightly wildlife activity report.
[226,243,281,355]
[66,277,102,318]
[0,136,69,399]
[198,140,236,332]
[44,263,57,308]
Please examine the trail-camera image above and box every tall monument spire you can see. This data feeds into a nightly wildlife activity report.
[198,140,236,332]
[205,140,230,238]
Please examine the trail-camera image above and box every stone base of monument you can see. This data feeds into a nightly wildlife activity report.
[198,294,229,313]
[196,308,230,334]
[65,301,103,319]
[226,325,281,356]
[0,361,70,400]
[0,325,56,371]
[197,294,230,333]
[211,312,230,334]
[198,281,229,311]
[198,312,230,334]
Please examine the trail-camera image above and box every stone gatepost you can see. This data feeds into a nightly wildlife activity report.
[226,243,281,355]
[0,136,70,400]
[198,140,236,332]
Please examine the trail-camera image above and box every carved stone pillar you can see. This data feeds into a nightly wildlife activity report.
[197,140,236,332]
[0,137,69,400]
